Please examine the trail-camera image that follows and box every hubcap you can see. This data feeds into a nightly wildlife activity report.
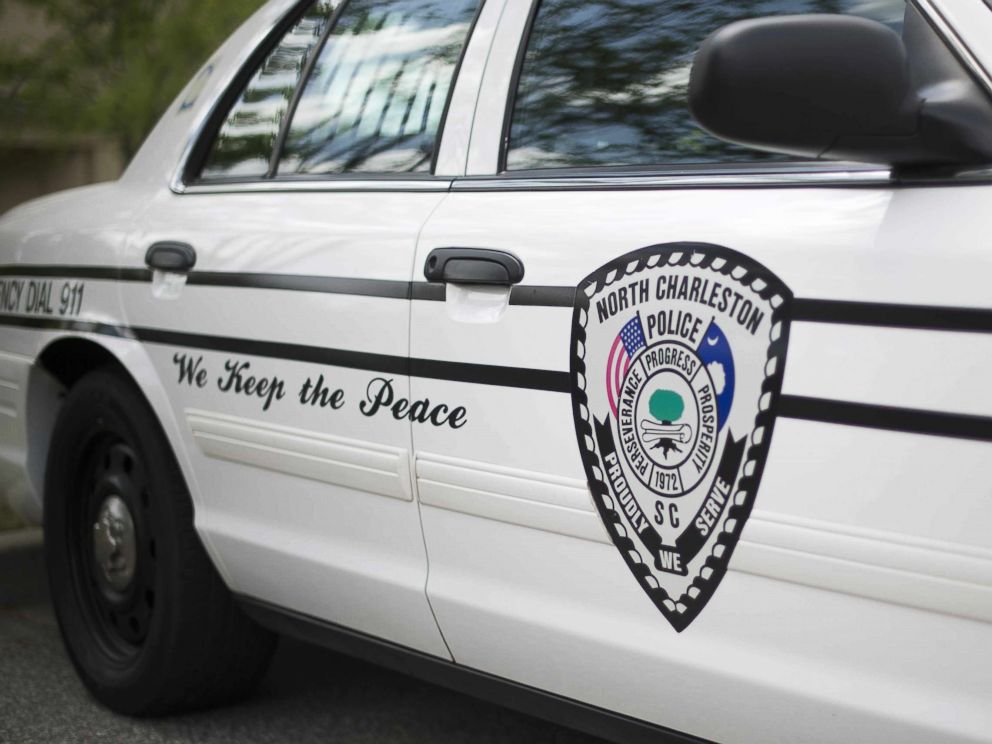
[67,434,156,654]
[92,495,137,593]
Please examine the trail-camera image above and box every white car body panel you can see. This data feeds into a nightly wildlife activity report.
[121,186,454,657]
[0,0,990,741]
[465,0,531,176]
[410,184,992,743]
[0,182,143,511]
[433,0,507,177]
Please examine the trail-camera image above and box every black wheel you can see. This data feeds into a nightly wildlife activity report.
[44,366,276,715]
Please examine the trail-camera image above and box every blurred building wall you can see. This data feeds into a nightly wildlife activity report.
[0,136,126,215]
[0,2,126,216]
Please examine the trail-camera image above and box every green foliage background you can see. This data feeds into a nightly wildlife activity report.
[1,0,267,157]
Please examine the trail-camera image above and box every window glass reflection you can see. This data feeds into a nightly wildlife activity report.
[506,0,906,171]
[201,0,338,180]
[279,0,479,175]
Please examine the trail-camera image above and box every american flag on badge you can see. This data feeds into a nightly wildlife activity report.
[607,314,647,418]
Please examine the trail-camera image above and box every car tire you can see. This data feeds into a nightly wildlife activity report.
[44,365,276,716]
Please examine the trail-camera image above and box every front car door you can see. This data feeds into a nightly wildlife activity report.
[412,0,992,741]
[122,0,484,656]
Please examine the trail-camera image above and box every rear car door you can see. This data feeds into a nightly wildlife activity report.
[122,0,482,656]
[411,0,992,741]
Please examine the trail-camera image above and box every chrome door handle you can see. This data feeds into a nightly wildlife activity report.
[424,248,524,286]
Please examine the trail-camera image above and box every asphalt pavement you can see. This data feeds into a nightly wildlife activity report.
[0,530,607,744]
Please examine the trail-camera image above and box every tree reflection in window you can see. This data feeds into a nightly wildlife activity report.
[279,0,479,175]
[506,0,906,171]
[200,1,339,180]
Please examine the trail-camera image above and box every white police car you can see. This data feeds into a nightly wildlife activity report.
[1,0,991,741]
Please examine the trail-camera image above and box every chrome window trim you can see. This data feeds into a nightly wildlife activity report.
[178,166,992,196]
[178,179,454,195]
[451,170,895,191]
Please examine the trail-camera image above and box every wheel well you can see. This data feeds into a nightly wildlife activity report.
[25,338,134,518]
[37,338,121,389]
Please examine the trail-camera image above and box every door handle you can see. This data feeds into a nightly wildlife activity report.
[424,248,524,286]
[146,241,196,273]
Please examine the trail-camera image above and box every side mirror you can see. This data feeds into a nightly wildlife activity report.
[688,14,992,167]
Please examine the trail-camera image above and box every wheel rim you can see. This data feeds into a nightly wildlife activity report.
[93,494,137,593]
[68,431,158,661]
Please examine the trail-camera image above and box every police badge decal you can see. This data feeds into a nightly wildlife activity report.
[570,243,793,631]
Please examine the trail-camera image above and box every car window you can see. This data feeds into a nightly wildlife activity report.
[277,0,480,176]
[505,0,906,172]
[199,0,339,181]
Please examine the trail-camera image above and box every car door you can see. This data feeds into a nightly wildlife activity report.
[411,0,992,741]
[121,0,484,657]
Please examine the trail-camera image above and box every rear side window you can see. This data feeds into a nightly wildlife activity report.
[200,1,339,180]
[278,0,480,175]
[505,0,906,171]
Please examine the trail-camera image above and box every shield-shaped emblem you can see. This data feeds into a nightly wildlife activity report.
[570,243,792,631]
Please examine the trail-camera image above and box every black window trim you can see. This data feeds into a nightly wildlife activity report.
[915,0,992,98]
[178,0,487,191]
[265,0,352,179]
[494,0,992,185]
[496,0,541,176]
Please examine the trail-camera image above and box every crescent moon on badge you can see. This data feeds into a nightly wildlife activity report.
[706,336,719,346]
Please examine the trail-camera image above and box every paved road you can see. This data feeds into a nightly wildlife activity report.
[0,531,607,744]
